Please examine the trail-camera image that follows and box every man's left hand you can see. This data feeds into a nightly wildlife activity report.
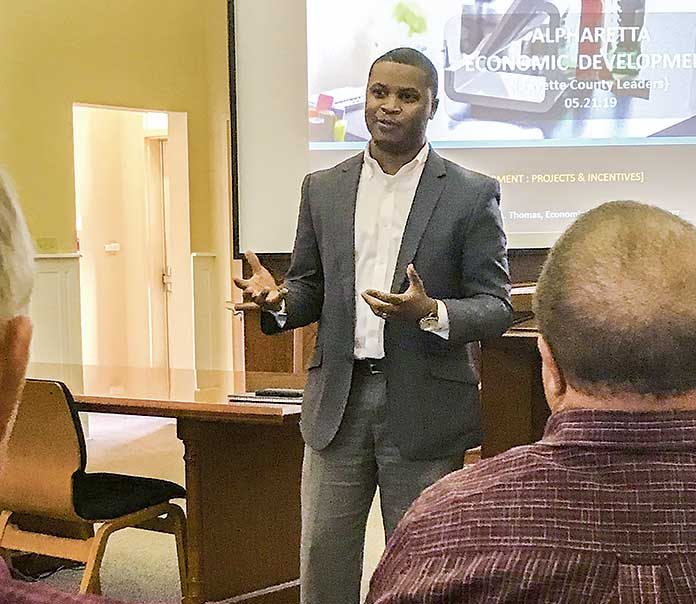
[362,264,437,324]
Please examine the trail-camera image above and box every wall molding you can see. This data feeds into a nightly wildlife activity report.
[34,253,81,259]
[27,256,84,393]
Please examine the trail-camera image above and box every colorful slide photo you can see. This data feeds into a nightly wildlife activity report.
[307,0,696,149]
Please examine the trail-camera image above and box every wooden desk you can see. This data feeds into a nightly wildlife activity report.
[70,384,303,604]
[480,320,550,458]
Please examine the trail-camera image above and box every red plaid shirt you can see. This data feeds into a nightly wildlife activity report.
[0,559,131,604]
[367,409,696,603]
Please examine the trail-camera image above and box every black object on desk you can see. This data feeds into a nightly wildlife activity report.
[228,389,303,405]
[255,388,304,398]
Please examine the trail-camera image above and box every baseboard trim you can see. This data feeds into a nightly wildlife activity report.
[214,579,300,603]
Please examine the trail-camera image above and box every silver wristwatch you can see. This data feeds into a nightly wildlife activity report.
[419,309,439,332]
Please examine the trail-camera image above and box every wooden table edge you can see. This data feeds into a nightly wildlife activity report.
[73,394,301,425]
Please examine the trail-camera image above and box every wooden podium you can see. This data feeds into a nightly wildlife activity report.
[240,307,317,392]
[480,319,549,458]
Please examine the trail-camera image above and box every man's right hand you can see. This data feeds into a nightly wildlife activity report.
[232,251,286,312]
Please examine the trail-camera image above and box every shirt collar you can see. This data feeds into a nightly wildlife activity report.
[542,408,696,451]
[362,142,429,180]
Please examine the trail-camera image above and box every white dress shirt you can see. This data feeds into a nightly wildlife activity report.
[271,143,449,358]
[354,144,448,359]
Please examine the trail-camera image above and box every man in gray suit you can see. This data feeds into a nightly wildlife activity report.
[234,48,512,604]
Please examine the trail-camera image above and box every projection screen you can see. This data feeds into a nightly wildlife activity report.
[230,0,696,254]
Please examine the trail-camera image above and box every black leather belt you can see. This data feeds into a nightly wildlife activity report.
[354,358,386,374]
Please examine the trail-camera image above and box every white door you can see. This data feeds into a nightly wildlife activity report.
[74,106,195,400]
[161,112,196,399]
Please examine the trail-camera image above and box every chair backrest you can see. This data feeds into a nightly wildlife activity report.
[0,379,86,521]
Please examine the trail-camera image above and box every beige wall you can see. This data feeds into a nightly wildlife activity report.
[0,0,226,253]
[1,0,237,373]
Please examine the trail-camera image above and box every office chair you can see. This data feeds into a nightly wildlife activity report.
[0,379,188,599]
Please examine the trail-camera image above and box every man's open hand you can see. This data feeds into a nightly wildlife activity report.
[232,251,286,312]
[361,264,437,324]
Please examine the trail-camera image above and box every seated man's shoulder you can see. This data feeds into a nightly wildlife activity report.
[414,444,549,510]
[400,444,556,550]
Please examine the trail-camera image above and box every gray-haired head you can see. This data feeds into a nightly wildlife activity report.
[0,170,34,321]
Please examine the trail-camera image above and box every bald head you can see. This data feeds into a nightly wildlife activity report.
[534,201,696,397]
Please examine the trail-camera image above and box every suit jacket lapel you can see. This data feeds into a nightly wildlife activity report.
[389,149,447,293]
[336,153,363,311]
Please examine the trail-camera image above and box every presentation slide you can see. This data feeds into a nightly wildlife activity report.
[232,0,696,253]
[308,0,696,150]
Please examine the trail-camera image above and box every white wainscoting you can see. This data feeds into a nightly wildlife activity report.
[27,254,88,435]
[27,254,84,392]
[28,253,223,398]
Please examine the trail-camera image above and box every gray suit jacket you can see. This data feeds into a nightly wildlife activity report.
[262,148,512,460]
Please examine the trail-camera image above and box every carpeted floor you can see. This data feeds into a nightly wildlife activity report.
[37,413,386,602]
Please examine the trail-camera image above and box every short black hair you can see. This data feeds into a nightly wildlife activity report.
[369,47,438,97]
